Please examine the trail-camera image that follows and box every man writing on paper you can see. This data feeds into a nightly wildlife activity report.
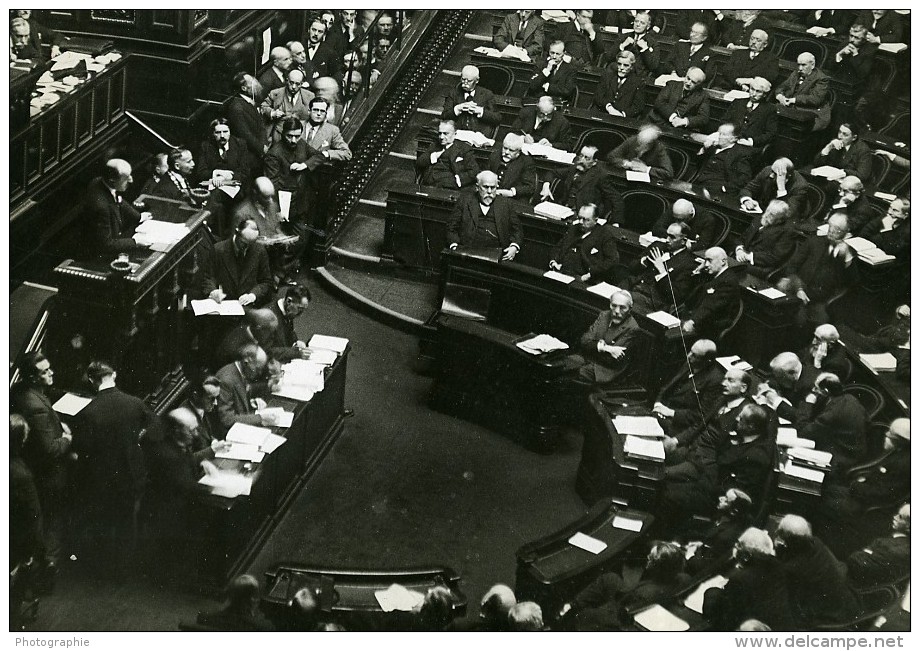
[540,145,623,223]
[200,216,274,309]
[267,284,313,362]
[565,289,644,386]
[513,95,572,150]
[448,171,522,261]
[608,124,674,181]
[216,342,283,432]
[548,203,619,284]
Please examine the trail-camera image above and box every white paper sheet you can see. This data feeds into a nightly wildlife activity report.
[612,515,644,532]
[543,270,576,284]
[586,282,621,300]
[374,584,425,612]
[633,604,690,631]
[646,311,681,328]
[52,393,93,416]
[190,299,245,316]
[683,575,729,614]
[308,334,349,353]
[626,170,652,183]
[624,435,665,461]
[568,532,608,554]
[613,416,665,438]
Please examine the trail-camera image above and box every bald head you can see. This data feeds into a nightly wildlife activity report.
[480,584,516,625]
[690,339,717,362]
[254,176,275,200]
[271,46,292,71]
[672,198,695,220]
[776,514,812,541]
[814,324,839,343]
[104,158,133,192]
[685,66,706,91]
[703,247,728,275]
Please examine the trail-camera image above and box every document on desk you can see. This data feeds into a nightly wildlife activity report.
[304,348,339,366]
[308,334,349,354]
[782,460,825,483]
[226,423,273,447]
[516,334,569,355]
[788,447,832,467]
[218,184,241,199]
[586,282,622,300]
[568,532,608,555]
[522,143,575,164]
[216,443,265,463]
[777,427,811,449]
[198,471,252,498]
[499,44,530,61]
[473,45,503,58]
[810,165,846,181]
[135,219,190,244]
[190,299,246,316]
[683,575,729,614]
[757,287,786,299]
[633,604,690,631]
[879,42,908,53]
[646,311,681,328]
[375,584,425,612]
[612,515,644,532]
[52,393,93,416]
[638,231,667,247]
[534,201,575,220]
[715,355,753,372]
[859,352,898,372]
[455,130,495,148]
[278,190,292,220]
[723,89,751,101]
[543,270,576,284]
[626,170,652,183]
[857,248,897,265]
[624,435,666,461]
[273,359,325,401]
[613,415,664,438]
[654,73,683,87]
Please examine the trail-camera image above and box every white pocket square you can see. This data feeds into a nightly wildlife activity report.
[590,248,599,254]
[707,288,715,294]
[456,157,464,161]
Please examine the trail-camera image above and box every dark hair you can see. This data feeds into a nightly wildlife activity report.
[18,350,48,381]
[309,97,329,110]
[280,117,303,134]
[838,122,861,139]
[231,71,248,89]
[235,216,258,233]
[209,117,229,131]
[726,489,754,519]
[168,147,191,169]
[85,360,115,387]
[284,283,312,303]
[10,413,29,453]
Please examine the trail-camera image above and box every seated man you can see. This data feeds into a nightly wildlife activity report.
[832,23,878,88]
[857,9,904,44]
[196,118,252,191]
[683,488,754,574]
[215,342,282,431]
[592,51,645,119]
[846,503,910,589]
[856,197,910,261]
[652,338,724,435]
[488,133,535,201]
[732,199,797,278]
[812,122,874,185]
[526,40,577,104]
[415,120,480,189]
[493,10,545,61]
[474,584,516,632]
[721,11,772,49]
[441,65,500,134]
[10,17,44,63]
[776,213,856,326]
[715,29,779,89]
[556,10,603,66]
[818,176,873,235]
[721,77,777,149]
[741,158,809,222]
[266,283,312,363]
[259,68,315,145]
[694,123,753,198]
[147,148,200,207]
[513,95,572,149]
[447,171,522,261]
[82,158,153,255]
[651,198,720,249]
[548,203,619,283]
[752,351,811,423]
[628,221,699,314]
[797,372,867,471]
[608,124,674,181]
[199,216,274,308]
[540,145,623,222]
[775,52,832,132]
[649,67,710,132]
[661,21,714,77]
[139,153,170,197]
[798,324,850,387]
[567,290,644,386]
[608,11,660,78]
[681,247,742,341]
[232,177,303,283]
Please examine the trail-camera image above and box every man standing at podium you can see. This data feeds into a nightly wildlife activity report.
[447,171,522,261]
[82,158,153,256]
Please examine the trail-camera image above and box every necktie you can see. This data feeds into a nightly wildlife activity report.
[464,92,471,101]
[219,146,226,159]
[519,20,526,35]
[308,125,317,142]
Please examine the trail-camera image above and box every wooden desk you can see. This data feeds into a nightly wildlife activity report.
[190,350,349,589]
[261,562,467,631]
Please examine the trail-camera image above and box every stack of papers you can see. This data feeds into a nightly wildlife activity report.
[646,311,681,328]
[875,191,897,202]
[50,50,92,71]
[516,333,569,355]
[856,248,897,265]
[654,73,683,87]
[499,44,530,61]
[613,415,665,438]
[198,470,252,498]
[626,170,652,183]
[859,352,898,372]
[586,282,622,300]
[273,359,325,400]
[683,575,729,614]
[308,334,349,354]
[227,423,285,453]
[757,287,786,299]
[522,143,575,164]
[541,10,570,22]
[134,219,190,245]
[879,42,908,53]
[612,514,644,532]
[473,45,503,57]
[215,443,265,463]
[304,348,339,366]
[723,89,751,101]
[639,232,667,247]
[190,299,245,316]
[624,435,666,461]
[806,25,835,37]
[716,355,753,371]
[782,459,825,484]
[52,393,93,416]
[543,270,576,284]
[788,447,833,468]
[810,165,846,181]
[634,604,690,632]
[568,532,607,554]
[454,130,494,148]
[254,407,294,429]
[534,201,574,220]
[375,584,425,612]
[777,427,815,449]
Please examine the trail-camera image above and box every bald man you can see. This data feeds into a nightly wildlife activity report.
[447,170,522,261]
[260,68,316,144]
[682,247,742,340]
[650,67,710,130]
[82,158,153,255]
[513,95,572,149]
[487,133,535,200]
[741,158,809,222]
[258,46,293,98]
[775,52,832,131]
[652,338,724,435]
[797,372,867,469]
[651,198,720,249]
[732,199,797,278]
[442,64,500,133]
[717,30,779,89]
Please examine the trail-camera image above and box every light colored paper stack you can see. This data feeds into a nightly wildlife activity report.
[516,334,570,355]
[534,201,575,220]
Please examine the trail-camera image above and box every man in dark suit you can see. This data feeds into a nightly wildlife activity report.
[608,124,675,181]
[592,51,645,119]
[832,23,878,88]
[257,46,293,99]
[527,41,577,104]
[753,351,810,424]
[846,503,910,589]
[10,414,45,572]
[649,67,710,131]
[857,10,904,44]
[662,21,714,77]
[652,338,724,436]
[819,175,874,235]
[73,361,155,577]
[720,10,772,49]
[570,290,645,385]
[608,11,660,78]
[196,118,252,188]
[224,73,267,164]
[302,19,340,82]
[741,158,810,223]
[233,177,303,281]
[442,64,500,134]
[856,197,910,261]
[415,120,480,189]
[797,372,867,470]
[798,324,851,388]
[812,123,874,184]
[264,118,323,222]
[488,133,535,201]
[694,123,753,198]
[447,171,522,261]
[148,148,199,207]
[266,283,312,363]
[513,95,572,149]
[82,159,153,256]
[200,217,274,308]
[540,145,623,222]
[548,203,620,283]
[629,221,700,314]
[716,29,779,89]
[493,10,545,61]
[682,247,742,341]
[732,199,798,278]
[722,77,777,149]
[775,52,832,132]
[556,10,603,66]
[215,342,282,433]
[11,352,74,575]
[336,9,364,51]
[651,197,721,249]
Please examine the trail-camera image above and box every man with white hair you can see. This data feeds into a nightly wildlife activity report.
[722,76,777,148]
[608,124,675,181]
[681,247,742,340]
[508,601,544,632]
[415,120,480,189]
[475,584,516,631]
[442,64,499,133]
[754,351,809,422]
[592,50,645,119]
[549,203,619,283]
[447,170,522,261]
[487,133,535,200]
[570,290,644,385]
[258,46,293,98]
[513,95,572,149]
[847,503,910,588]
[822,175,874,234]
[798,324,849,387]
[856,197,910,260]
[717,29,779,90]
[651,197,720,249]
[650,66,710,130]
[741,158,809,221]
[82,158,153,255]
[652,338,724,435]
[662,21,713,77]
[775,52,832,131]
[694,123,753,197]
[797,372,867,469]
[732,199,797,278]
